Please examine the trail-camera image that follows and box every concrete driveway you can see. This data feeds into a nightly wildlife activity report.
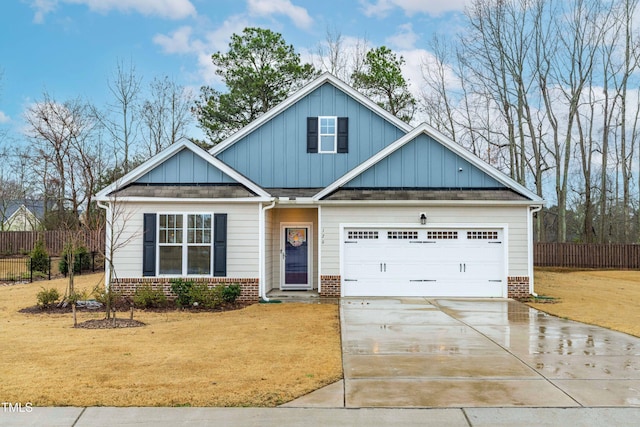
[340,298,640,408]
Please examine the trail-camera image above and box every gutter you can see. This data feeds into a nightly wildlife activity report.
[96,201,111,290]
[259,200,276,302]
[529,204,544,297]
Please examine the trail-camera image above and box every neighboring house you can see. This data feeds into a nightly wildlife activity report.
[1,202,44,231]
[96,73,544,302]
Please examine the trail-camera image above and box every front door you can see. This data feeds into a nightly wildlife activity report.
[281,223,312,290]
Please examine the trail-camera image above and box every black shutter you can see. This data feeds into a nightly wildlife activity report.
[213,213,227,277]
[142,213,156,277]
[337,117,349,153]
[307,117,318,153]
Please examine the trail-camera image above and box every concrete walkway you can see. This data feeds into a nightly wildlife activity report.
[3,298,640,426]
[4,406,640,426]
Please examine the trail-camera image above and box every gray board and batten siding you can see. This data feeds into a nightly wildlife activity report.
[215,82,407,188]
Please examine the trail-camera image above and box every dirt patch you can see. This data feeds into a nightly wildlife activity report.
[530,268,640,337]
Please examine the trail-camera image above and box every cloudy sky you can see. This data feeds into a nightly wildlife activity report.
[0,0,469,138]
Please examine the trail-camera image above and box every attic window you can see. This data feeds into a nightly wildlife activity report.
[319,116,337,153]
[307,117,348,153]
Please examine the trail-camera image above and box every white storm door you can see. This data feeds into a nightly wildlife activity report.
[280,223,313,290]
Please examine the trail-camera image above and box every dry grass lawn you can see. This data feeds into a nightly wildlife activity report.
[531,268,640,337]
[0,274,342,407]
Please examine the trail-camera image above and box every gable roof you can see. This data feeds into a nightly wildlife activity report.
[313,123,544,203]
[2,201,46,221]
[95,140,271,201]
[209,73,414,156]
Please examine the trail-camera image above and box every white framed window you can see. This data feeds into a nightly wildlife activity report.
[318,116,337,153]
[158,213,212,275]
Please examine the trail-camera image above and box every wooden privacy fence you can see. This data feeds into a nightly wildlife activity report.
[0,230,105,256]
[535,243,640,269]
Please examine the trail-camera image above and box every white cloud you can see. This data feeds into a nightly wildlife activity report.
[153,15,249,86]
[153,26,198,54]
[397,48,428,94]
[29,0,196,22]
[360,0,467,17]
[30,0,57,23]
[247,0,313,30]
[0,111,10,124]
[386,23,418,50]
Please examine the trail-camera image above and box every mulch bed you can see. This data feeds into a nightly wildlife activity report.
[75,318,146,329]
[19,301,252,329]
[18,305,101,314]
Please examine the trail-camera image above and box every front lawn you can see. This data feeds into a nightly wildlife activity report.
[0,274,342,406]
[531,268,640,337]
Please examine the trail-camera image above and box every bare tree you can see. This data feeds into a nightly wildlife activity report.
[313,28,369,84]
[102,59,142,175]
[420,35,458,141]
[25,93,103,227]
[141,76,193,157]
[97,189,139,320]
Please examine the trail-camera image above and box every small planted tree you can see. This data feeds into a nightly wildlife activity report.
[30,237,49,274]
[59,244,90,276]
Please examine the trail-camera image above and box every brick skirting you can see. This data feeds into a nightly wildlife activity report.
[111,277,260,303]
[507,276,530,299]
[320,275,341,298]
[319,275,531,299]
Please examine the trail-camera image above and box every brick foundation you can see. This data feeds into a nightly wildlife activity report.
[111,277,260,303]
[320,275,341,298]
[507,276,530,299]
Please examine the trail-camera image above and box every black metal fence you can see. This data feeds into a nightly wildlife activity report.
[0,252,104,283]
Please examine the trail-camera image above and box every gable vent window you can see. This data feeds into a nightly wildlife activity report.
[307,116,348,153]
[467,231,499,240]
[348,230,378,239]
[426,231,458,240]
[387,231,418,239]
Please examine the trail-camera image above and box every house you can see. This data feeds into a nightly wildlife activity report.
[1,201,44,231]
[95,73,544,302]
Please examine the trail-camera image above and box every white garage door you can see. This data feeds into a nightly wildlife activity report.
[342,228,505,297]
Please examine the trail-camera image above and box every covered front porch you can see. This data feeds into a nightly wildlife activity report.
[264,206,319,296]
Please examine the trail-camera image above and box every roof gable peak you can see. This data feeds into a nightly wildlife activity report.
[314,123,543,203]
[95,139,270,200]
[209,72,413,156]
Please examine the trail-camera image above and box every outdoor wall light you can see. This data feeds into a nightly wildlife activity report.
[420,213,427,225]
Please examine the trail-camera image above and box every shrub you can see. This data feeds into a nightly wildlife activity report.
[67,288,88,305]
[186,283,225,308]
[133,285,168,309]
[59,245,91,276]
[170,279,193,307]
[222,284,241,303]
[93,286,127,316]
[30,238,49,273]
[37,287,60,308]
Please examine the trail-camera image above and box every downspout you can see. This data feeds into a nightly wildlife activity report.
[97,201,111,290]
[529,205,543,296]
[259,200,276,302]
